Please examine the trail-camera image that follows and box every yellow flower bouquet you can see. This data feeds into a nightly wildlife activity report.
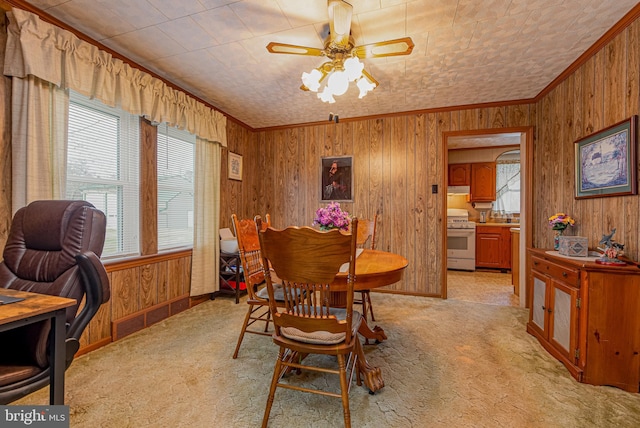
[548,213,575,232]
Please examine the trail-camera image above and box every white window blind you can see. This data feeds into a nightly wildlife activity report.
[157,123,195,250]
[66,91,140,258]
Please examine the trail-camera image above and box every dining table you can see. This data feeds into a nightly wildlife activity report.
[331,248,409,393]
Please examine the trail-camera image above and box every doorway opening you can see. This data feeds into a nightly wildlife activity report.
[442,128,533,308]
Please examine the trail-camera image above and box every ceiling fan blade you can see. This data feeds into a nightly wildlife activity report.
[328,0,353,47]
[353,37,415,59]
[266,42,325,56]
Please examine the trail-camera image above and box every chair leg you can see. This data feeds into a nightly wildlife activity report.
[262,347,285,428]
[233,303,254,359]
[365,291,375,322]
[337,354,352,428]
[263,307,272,333]
[360,291,368,322]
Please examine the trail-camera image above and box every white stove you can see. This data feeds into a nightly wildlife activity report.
[446,209,476,271]
[447,208,477,229]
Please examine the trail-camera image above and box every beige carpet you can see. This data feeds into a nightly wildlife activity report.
[14,293,640,427]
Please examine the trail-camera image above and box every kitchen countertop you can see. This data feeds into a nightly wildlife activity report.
[476,222,520,227]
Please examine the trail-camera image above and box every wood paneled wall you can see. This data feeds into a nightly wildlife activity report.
[79,252,192,352]
[222,15,640,297]
[223,105,533,296]
[532,18,640,261]
[0,17,12,251]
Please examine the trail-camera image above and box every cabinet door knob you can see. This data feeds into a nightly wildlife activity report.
[562,271,568,277]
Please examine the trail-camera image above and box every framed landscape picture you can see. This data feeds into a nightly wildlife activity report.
[320,156,353,202]
[575,116,637,199]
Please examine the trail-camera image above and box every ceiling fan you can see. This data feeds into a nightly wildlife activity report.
[266,0,414,103]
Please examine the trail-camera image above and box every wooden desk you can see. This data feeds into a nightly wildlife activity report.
[332,249,409,394]
[0,288,76,405]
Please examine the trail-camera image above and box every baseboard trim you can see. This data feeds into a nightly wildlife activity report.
[77,337,112,357]
[112,295,190,341]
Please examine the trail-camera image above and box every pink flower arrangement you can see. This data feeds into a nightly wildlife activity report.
[313,202,350,231]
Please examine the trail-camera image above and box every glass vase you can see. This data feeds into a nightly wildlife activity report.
[554,230,563,251]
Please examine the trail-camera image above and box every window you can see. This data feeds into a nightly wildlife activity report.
[66,92,140,258]
[157,123,195,250]
[494,150,520,214]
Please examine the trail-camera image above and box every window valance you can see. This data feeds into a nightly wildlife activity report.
[4,8,226,146]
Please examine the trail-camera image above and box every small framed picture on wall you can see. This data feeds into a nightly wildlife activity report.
[228,152,243,181]
[320,155,353,202]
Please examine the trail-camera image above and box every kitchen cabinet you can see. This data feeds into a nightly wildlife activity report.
[475,225,511,270]
[470,162,496,201]
[448,163,470,186]
[527,248,640,392]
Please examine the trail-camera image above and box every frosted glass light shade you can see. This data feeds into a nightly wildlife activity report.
[327,70,349,96]
[301,69,323,92]
[344,57,364,81]
[318,87,336,103]
[357,76,377,98]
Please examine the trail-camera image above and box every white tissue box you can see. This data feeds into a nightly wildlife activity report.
[559,236,588,257]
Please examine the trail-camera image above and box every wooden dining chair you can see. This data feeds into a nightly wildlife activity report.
[231,213,284,359]
[257,217,363,428]
[354,214,377,322]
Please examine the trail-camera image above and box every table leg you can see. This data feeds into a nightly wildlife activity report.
[358,320,387,343]
[354,337,384,393]
[50,309,67,405]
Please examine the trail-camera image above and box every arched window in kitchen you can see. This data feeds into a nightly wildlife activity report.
[494,150,520,215]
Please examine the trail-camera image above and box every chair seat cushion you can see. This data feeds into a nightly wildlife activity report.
[281,308,362,345]
[256,283,299,302]
[0,365,43,387]
[256,283,279,300]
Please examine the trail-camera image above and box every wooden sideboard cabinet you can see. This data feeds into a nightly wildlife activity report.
[527,248,640,392]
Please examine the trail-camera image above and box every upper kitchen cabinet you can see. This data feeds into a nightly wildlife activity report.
[448,163,471,186]
[470,162,496,201]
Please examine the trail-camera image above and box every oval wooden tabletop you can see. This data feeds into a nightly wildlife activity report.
[332,249,408,291]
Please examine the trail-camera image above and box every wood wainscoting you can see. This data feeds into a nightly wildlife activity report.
[76,249,194,355]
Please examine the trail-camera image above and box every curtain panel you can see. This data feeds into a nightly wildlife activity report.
[191,137,221,296]
[3,8,224,295]
[4,8,227,147]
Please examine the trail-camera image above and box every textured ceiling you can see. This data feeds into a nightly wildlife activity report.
[18,0,640,130]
